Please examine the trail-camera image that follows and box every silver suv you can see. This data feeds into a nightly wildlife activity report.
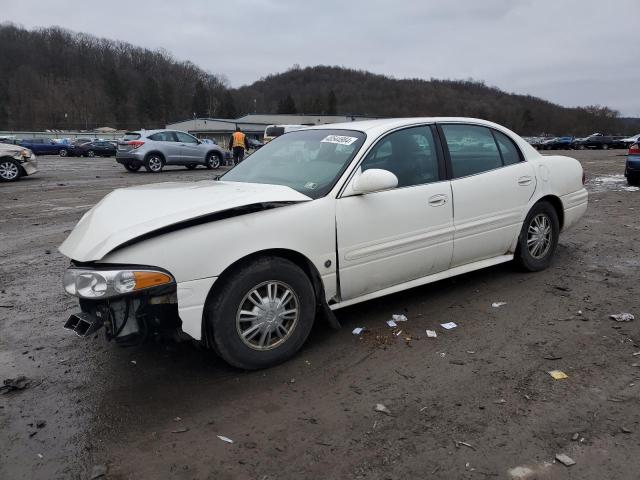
[116,129,225,173]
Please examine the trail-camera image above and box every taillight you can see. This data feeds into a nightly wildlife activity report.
[629,143,640,155]
[128,141,145,149]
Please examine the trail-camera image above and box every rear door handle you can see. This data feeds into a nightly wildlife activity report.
[518,176,533,186]
[428,194,447,206]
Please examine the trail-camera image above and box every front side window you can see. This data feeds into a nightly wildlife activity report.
[360,126,440,188]
[441,124,502,178]
[174,132,198,144]
[222,129,365,199]
[493,131,522,166]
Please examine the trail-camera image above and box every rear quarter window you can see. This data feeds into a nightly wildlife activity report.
[123,133,141,141]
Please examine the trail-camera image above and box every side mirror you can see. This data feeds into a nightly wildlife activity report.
[351,168,398,194]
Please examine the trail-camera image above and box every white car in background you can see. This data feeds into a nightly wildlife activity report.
[0,143,38,182]
[60,118,587,369]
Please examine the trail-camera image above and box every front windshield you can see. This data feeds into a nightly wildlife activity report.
[222,129,366,199]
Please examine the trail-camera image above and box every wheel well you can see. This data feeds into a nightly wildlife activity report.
[207,150,222,158]
[536,195,564,230]
[145,151,165,163]
[201,249,326,348]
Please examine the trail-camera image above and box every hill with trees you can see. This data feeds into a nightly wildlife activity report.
[0,23,630,135]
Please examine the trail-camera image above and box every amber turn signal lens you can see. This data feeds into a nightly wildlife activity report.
[133,271,172,290]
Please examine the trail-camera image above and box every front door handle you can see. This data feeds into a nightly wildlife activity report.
[518,176,533,186]
[428,194,447,207]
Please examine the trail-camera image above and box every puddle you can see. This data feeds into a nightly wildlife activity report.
[587,174,640,193]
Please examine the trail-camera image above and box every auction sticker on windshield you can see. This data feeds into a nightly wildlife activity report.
[321,135,359,145]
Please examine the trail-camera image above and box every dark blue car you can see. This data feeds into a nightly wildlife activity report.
[19,138,71,156]
[626,141,640,186]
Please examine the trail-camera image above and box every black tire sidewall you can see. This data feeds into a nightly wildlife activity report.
[124,163,140,172]
[206,257,316,369]
[516,201,560,271]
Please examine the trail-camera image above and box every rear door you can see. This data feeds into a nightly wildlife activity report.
[438,123,535,267]
[336,125,454,300]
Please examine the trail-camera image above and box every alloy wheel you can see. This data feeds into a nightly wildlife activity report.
[236,281,299,351]
[148,156,162,171]
[0,161,19,181]
[527,213,552,259]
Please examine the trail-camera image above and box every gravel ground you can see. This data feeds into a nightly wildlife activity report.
[1,150,639,480]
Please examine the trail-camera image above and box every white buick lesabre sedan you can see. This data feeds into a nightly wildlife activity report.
[60,118,588,369]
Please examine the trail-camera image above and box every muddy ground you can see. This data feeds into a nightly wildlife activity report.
[1,150,639,479]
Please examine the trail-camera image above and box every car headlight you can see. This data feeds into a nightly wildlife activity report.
[13,149,30,161]
[63,268,174,299]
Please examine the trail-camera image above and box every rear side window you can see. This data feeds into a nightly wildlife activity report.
[148,132,176,142]
[493,131,522,166]
[441,124,502,178]
[123,133,141,141]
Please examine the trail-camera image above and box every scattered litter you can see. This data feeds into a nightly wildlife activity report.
[352,327,365,335]
[621,426,632,434]
[633,352,640,356]
[36,420,46,429]
[130,360,137,365]
[419,406,428,412]
[392,314,408,322]
[374,403,391,415]
[90,464,108,479]
[173,417,182,422]
[610,313,634,322]
[543,355,563,360]
[631,363,640,368]
[289,378,296,384]
[37,453,43,459]
[509,466,535,479]
[466,350,476,354]
[0,375,30,394]
[171,427,189,433]
[455,440,476,450]
[548,370,569,380]
[449,360,465,365]
[492,302,507,308]
[395,330,402,336]
[217,435,234,444]
[577,310,583,316]
[386,320,397,328]
[571,433,579,441]
[439,352,446,357]
[555,453,575,467]
[494,398,506,404]
[426,330,437,338]
[441,322,457,330]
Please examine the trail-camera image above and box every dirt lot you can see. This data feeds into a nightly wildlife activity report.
[1,150,639,479]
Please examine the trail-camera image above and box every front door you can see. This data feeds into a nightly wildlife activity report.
[175,132,202,163]
[336,125,454,300]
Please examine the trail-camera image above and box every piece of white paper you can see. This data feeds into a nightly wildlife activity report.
[321,135,358,145]
[387,320,397,328]
[441,322,457,330]
[352,327,365,335]
[392,314,408,322]
[426,330,437,338]
[492,302,507,308]
[217,435,234,444]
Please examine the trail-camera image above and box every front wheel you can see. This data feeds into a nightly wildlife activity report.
[0,159,21,182]
[205,152,222,169]
[87,150,95,157]
[515,201,560,272]
[144,154,164,173]
[205,257,316,369]
[59,148,68,157]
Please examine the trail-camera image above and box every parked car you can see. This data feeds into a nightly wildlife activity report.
[625,141,640,185]
[115,130,225,172]
[540,136,574,150]
[572,134,623,150]
[60,118,588,368]
[620,134,640,148]
[19,138,72,156]
[68,141,117,157]
[247,138,264,150]
[0,143,38,182]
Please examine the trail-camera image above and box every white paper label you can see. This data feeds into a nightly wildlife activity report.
[440,322,457,330]
[321,135,358,145]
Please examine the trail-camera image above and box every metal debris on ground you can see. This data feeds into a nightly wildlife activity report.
[621,426,632,433]
[548,370,569,380]
[171,427,189,433]
[494,398,507,404]
[374,403,391,415]
[426,330,437,338]
[90,464,108,479]
[386,320,397,328]
[392,314,408,322]
[351,327,365,335]
[492,302,507,308]
[571,433,579,441]
[0,375,30,394]
[610,313,634,322]
[441,322,457,330]
[555,453,576,466]
[217,435,234,443]
[454,440,476,450]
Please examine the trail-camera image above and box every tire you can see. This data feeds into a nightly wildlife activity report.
[0,159,21,182]
[205,256,316,369]
[601,144,609,150]
[579,145,586,150]
[124,163,141,172]
[87,150,95,157]
[144,153,164,173]
[205,152,222,169]
[628,176,640,186]
[186,164,197,170]
[59,148,68,157]
[515,201,560,272]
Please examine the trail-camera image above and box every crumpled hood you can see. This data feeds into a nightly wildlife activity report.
[59,181,311,261]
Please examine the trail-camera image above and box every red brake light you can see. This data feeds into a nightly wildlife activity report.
[128,140,145,149]
[629,143,640,155]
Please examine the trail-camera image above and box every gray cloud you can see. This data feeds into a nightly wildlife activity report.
[3,0,639,115]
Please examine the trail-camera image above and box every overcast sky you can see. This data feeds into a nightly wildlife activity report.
[4,0,639,116]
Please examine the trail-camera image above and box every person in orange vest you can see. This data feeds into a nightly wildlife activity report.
[228,126,249,165]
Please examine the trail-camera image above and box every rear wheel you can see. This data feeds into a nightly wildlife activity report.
[205,256,316,369]
[124,163,141,172]
[87,150,95,157]
[0,159,20,182]
[515,201,560,272]
[602,144,609,150]
[144,154,164,173]
[205,152,222,169]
